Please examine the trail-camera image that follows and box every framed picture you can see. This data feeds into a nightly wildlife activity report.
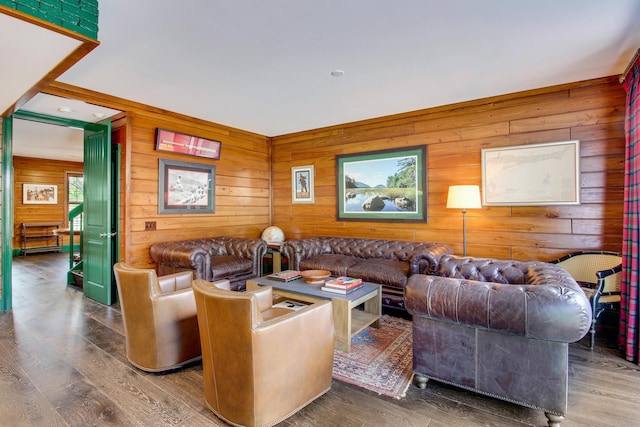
[23,183,58,204]
[291,165,315,204]
[336,146,427,222]
[155,128,222,160]
[481,140,580,206]
[158,159,215,214]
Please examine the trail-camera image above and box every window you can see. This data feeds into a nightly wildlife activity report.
[67,173,83,229]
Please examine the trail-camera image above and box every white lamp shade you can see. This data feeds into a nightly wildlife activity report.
[446,185,482,209]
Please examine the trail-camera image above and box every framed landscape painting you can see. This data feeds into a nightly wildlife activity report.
[158,159,215,214]
[336,146,427,222]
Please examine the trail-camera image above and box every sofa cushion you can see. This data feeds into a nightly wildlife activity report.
[347,259,409,288]
[210,255,253,280]
[300,254,359,276]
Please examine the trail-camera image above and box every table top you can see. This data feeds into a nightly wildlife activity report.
[248,276,380,302]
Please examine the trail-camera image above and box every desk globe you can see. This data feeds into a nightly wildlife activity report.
[261,226,284,245]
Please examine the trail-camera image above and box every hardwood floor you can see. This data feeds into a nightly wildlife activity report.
[2,253,639,427]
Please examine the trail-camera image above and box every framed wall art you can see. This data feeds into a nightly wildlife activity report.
[481,140,580,206]
[155,128,222,160]
[158,159,215,214]
[291,165,315,204]
[336,146,427,222]
[23,183,58,204]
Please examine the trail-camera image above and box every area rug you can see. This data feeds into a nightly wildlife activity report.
[332,314,413,399]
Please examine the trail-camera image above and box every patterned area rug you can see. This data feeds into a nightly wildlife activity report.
[332,315,413,399]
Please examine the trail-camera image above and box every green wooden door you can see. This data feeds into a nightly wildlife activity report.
[83,121,114,305]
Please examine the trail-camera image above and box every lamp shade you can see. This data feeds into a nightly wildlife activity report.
[446,185,482,209]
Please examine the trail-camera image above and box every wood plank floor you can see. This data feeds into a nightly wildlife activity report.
[2,252,639,427]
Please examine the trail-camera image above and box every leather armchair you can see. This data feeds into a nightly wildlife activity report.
[192,279,335,427]
[113,263,202,372]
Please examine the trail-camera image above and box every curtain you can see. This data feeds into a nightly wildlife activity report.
[620,53,640,363]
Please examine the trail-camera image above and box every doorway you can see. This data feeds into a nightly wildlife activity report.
[1,111,119,310]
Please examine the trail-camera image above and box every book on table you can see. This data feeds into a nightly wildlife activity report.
[324,276,363,289]
[267,270,301,282]
[320,283,364,294]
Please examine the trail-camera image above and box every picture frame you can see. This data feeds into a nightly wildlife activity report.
[23,183,58,204]
[158,159,215,214]
[336,146,427,222]
[291,165,315,204]
[481,140,580,206]
[155,128,222,160]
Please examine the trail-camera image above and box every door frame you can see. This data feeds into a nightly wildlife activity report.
[0,111,117,311]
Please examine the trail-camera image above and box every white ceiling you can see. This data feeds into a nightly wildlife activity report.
[10,0,640,161]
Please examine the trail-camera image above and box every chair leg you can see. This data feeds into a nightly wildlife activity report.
[589,327,595,349]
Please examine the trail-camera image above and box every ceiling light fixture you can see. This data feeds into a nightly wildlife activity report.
[58,106,73,113]
[331,69,345,77]
[93,112,106,119]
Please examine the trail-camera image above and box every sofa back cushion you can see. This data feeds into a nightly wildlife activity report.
[437,255,534,284]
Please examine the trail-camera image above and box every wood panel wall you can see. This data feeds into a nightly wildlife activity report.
[271,76,625,262]
[123,112,271,267]
[12,156,83,251]
[40,84,272,268]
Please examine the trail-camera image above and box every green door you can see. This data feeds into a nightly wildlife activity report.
[83,121,114,305]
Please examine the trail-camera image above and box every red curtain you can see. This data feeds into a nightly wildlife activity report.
[620,53,640,363]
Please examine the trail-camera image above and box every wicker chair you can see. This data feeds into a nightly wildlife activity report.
[551,251,622,348]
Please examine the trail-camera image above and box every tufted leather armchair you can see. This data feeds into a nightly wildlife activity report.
[282,236,453,310]
[113,263,203,372]
[405,255,592,427]
[149,236,267,291]
[192,279,335,427]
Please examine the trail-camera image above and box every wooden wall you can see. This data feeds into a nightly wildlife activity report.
[39,83,273,268]
[12,156,83,251]
[271,76,625,262]
[123,112,271,267]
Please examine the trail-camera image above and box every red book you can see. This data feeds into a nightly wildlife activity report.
[323,277,363,289]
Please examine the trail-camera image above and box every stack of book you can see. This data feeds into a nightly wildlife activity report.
[321,276,363,294]
[267,270,301,282]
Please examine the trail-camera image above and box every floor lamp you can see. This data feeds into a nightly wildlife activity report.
[446,185,482,256]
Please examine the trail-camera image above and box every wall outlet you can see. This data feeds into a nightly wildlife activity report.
[144,221,156,231]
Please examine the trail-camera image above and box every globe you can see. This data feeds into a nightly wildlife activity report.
[261,226,285,244]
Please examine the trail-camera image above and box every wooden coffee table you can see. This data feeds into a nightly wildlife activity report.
[246,276,381,352]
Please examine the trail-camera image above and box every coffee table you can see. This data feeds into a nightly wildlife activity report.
[246,276,381,352]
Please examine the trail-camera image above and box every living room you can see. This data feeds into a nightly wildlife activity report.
[1,2,640,426]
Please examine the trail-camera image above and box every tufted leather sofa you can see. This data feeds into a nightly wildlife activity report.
[405,254,592,427]
[150,237,267,291]
[282,237,453,310]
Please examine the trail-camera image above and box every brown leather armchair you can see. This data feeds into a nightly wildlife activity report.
[113,263,202,372]
[192,279,335,427]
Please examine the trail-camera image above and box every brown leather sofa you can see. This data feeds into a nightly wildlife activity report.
[405,255,592,427]
[149,236,267,291]
[192,279,335,427]
[113,263,202,372]
[282,236,453,310]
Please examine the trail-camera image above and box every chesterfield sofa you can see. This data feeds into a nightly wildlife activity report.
[405,254,592,427]
[150,237,267,291]
[282,236,453,310]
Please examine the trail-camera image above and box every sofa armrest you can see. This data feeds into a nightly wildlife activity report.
[282,238,326,270]
[150,240,212,280]
[409,243,454,275]
[405,274,592,343]
[224,238,268,276]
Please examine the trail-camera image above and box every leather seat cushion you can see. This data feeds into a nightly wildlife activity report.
[210,255,253,280]
[300,254,359,276]
[347,259,409,288]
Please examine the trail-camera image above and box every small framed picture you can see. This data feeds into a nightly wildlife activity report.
[23,183,58,204]
[291,165,315,204]
[158,159,215,214]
